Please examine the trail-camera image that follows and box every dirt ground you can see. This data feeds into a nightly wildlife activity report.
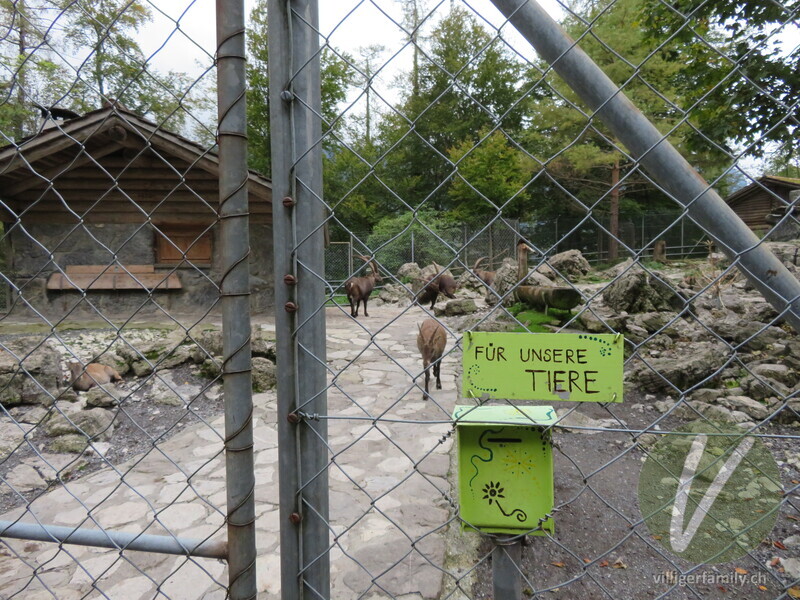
[469,398,800,600]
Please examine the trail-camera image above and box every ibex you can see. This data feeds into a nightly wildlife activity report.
[344,255,382,318]
[415,263,457,309]
[472,256,496,287]
[416,318,446,400]
[68,361,123,392]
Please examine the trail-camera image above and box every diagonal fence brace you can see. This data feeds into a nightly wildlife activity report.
[0,520,227,560]
[491,0,800,332]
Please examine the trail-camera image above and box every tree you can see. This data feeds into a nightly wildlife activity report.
[0,0,73,139]
[375,6,527,219]
[640,0,799,160]
[60,0,197,129]
[246,0,354,176]
[519,0,735,258]
[447,129,535,222]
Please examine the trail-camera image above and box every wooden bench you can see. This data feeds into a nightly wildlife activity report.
[47,264,182,291]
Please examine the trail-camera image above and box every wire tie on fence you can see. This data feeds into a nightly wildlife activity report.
[219,211,251,219]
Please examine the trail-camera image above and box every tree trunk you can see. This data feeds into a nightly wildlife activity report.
[609,158,620,261]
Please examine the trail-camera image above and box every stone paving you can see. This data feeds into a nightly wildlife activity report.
[0,305,464,599]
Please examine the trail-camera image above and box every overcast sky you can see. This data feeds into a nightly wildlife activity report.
[139,0,563,80]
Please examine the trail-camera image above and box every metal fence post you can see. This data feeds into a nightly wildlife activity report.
[217,1,257,598]
[491,0,800,331]
[269,1,330,599]
[492,537,523,599]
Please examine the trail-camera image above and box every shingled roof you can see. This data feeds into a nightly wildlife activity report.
[0,106,271,224]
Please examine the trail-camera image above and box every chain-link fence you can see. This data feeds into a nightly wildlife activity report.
[271,0,800,600]
[1,0,799,599]
[328,213,708,292]
[0,1,258,598]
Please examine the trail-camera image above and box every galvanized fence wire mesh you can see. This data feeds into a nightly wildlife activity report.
[0,1,258,598]
[271,0,800,599]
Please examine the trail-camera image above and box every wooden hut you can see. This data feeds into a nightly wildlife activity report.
[724,175,800,232]
[0,105,273,317]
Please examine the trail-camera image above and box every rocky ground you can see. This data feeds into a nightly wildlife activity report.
[1,243,800,599]
[375,244,800,598]
[0,323,277,514]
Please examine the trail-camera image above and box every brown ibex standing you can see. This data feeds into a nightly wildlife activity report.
[416,318,446,400]
[415,263,457,309]
[344,255,382,318]
[68,361,123,392]
[472,256,496,287]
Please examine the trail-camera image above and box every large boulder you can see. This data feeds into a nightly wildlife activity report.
[378,283,413,304]
[546,250,591,280]
[252,357,277,392]
[603,266,685,313]
[397,262,422,283]
[0,343,64,408]
[45,406,114,441]
[628,342,729,393]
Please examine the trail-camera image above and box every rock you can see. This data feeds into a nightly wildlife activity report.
[4,463,47,492]
[623,323,649,344]
[200,359,222,380]
[629,343,728,393]
[378,283,413,304]
[690,388,723,404]
[653,399,676,413]
[0,344,63,408]
[253,333,276,361]
[84,385,123,408]
[782,558,800,580]
[783,535,800,548]
[157,345,195,370]
[674,401,748,423]
[149,378,184,407]
[719,396,771,421]
[711,321,784,351]
[603,266,685,313]
[396,262,422,282]
[252,357,277,392]
[0,420,26,460]
[750,363,794,386]
[576,306,624,333]
[45,407,114,441]
[50,434,88,454]
[555,409,623,432]
[131,359,154,377]
[194,328,224,357]
[741,375,791,401]
[546,249,591,280]
[438,298,477,316]
[8,405,49,425]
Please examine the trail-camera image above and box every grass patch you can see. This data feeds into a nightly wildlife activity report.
[507,303,571,333]
[326,294,348,307]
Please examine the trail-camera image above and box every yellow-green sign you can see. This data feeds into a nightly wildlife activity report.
[462,331,623,402]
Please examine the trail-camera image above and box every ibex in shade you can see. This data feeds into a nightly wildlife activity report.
[68,361,123,392]
[415,263,457,309]
[472,256,496,287]
[344,255,382,318]
[416,318,446,400]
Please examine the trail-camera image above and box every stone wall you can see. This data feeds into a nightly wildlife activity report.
[5,222,274,318]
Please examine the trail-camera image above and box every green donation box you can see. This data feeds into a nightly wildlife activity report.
[452,404,556,535]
